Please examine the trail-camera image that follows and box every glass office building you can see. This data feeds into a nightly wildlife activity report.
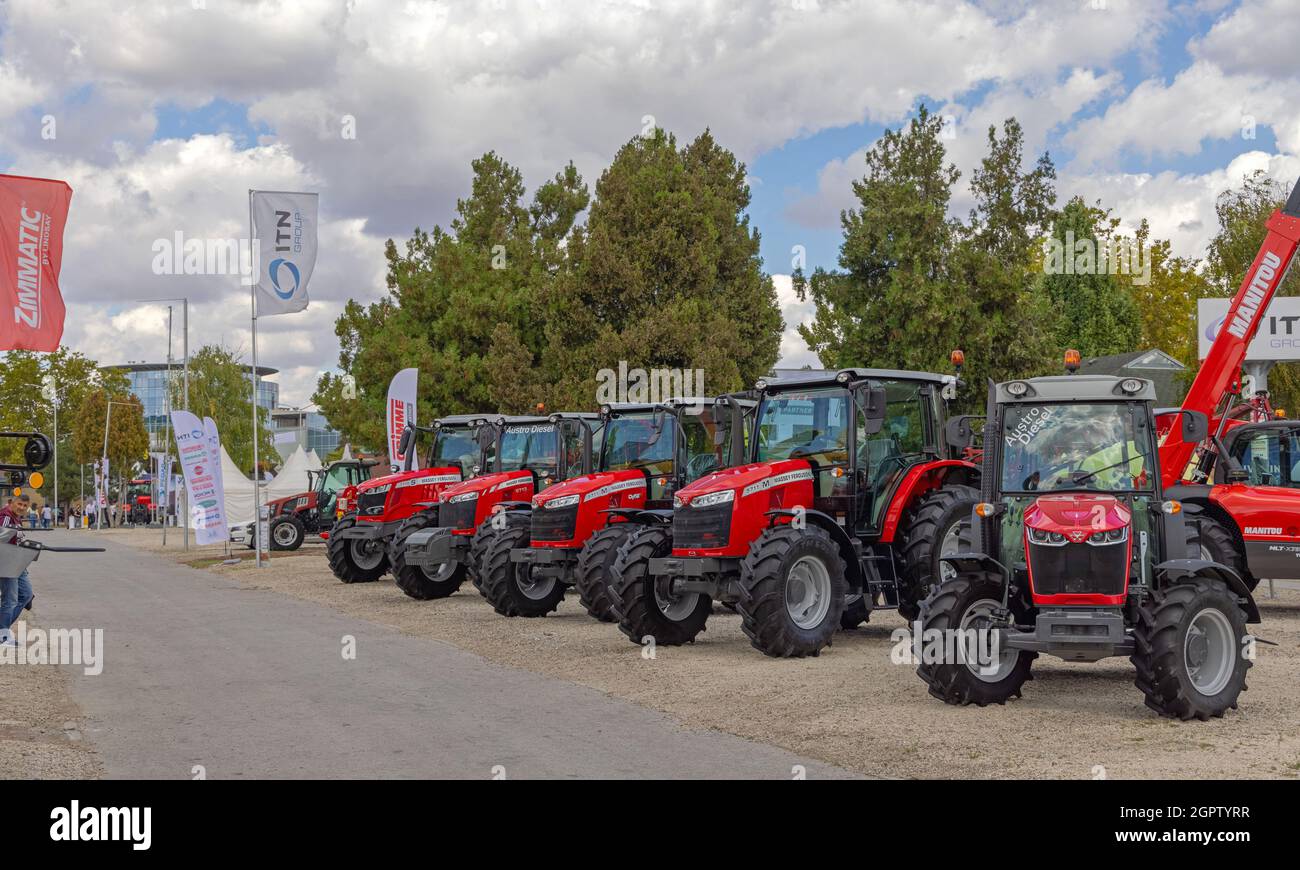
[270,407,342,458]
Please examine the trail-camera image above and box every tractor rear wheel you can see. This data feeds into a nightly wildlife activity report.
[737,525,846,657]
[1189,517,1253,589]
[476,511,565,617]
[269,514,306,551]
[898,484,978,623]
[1131,576,1250,720]
[327,514,389,583]
[916,573,1035,706]
[574,524,636,622]
[390,511,467,600]
[609,525,710,646]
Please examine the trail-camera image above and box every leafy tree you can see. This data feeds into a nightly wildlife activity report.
[1123,221,1207,369]
[1204,171,1300,413]
[315,152,588,446]
[68,389,149,495]
[1041,198,1141,357]
[173,344,277,475]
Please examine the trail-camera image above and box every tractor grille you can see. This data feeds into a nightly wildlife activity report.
[531,505,579,542]
[356,489,388,517]
[438,499,478,532]
[674,504,732,550]
[1027,541,1127,597]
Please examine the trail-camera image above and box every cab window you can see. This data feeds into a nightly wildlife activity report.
[1233,429,1299,487]
[756,389,850,496]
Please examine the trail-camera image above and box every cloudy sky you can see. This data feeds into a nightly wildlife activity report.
[1,0,1297,404]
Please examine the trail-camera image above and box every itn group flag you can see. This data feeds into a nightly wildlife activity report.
[250,190,318,316]
[0,174,73,351]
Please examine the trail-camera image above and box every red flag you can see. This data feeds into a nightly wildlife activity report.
[0,174,73,351]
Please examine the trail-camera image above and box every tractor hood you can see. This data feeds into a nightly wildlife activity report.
[1025,493,1130,539]
[355,465,462,495]
[440,469,532,502]
[673,459,812,505]
[532,468,647,509]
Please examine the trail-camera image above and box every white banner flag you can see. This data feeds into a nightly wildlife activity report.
[171,409,229,545]
[203,416,228,541]
[386,367,418,471]
[250,190,318,316]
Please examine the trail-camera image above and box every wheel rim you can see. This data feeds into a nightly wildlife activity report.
[938,522,962,583]
[273,522,298,546]
[959,598,1018,683]
[1184,607,1234,696]
[421,561,454,583]
[516,567,556,601]
[350,539,384,570]
[655,577,700,621]
[785,555,832,630]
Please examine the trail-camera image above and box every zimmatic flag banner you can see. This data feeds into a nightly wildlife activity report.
[386,367,418,470]
[0,174,72,351]
[250,190,318,316]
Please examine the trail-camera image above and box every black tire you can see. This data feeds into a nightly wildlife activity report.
[326,513,389,583]
[916,573,1035,706]
[269,514,306,551]
[476,511,565,617]
[1190,516,1254,590]
[609,525,711,646]
[1131,576,1251,720]
[390,511,467,600]
[840,593,871,630]
[574,524,636,622]
[898,484,979,623]
[737,525,846,658]
[469,512,511,585]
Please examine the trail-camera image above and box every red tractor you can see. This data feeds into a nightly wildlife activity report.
[1155,176,1300,591]
[326,415,487,583]
[125,478,153,525]
[235,458,378,551]
[470,397,751,620]
[609,367,979,657]
[386,413,597,600]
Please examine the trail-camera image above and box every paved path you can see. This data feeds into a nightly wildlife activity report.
[32,531,856,779]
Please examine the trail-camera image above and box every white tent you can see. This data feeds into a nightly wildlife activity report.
[305,449,323,471]
[267,445,316,501]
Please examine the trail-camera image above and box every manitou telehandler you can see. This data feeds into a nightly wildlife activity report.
[1154,177,1300,591]
[234,457,377,551]
[326,414,486,583]
[471,397,751,619]
[387,413,597,600]
[609,366,979,658]
[919,363,1258,720]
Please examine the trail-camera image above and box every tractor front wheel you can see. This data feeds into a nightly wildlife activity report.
[1132,576,1250,721]
[897,484,978,623]
[574,523,636,622]
[476,511,565,617]
[1189,517,1252,589]
[390,511,467,600]
[269,514,306,551]
[916,573,1035,706]
[327,514,389,583]
[737,525,846,657]
[609,525,711,646]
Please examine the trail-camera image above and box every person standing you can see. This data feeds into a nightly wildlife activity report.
[0,493,34,647]
[41,503,51,530]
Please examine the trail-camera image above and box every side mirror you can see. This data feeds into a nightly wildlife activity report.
[854,386,886,435]
[647,409,667,446]
[1181,410,1209,444]
[396,426,414,461]
[945,416,976,450]
[476,421,498,450]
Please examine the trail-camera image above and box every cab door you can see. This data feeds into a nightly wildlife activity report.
[1217,426,1300,579]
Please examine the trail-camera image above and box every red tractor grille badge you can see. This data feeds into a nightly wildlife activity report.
[1068,530,1087,543]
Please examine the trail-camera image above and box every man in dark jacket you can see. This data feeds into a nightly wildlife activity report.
[0,493,34,647]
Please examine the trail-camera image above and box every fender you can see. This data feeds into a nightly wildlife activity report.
[765,507,864,593]
[1157,558,1260,624]
[878,459,978,544]
[606,507,672,525]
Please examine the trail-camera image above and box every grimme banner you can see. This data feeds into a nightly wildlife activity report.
[171,409,229,545]
[387,367,418,470]
[250,190,318,316]
[0,174,72,351]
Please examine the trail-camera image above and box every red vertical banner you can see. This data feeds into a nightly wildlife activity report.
[0,174,73,351]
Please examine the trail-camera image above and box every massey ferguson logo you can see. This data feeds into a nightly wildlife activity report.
[1227,251,1283,339]
[14,206,47,327]
[1068,530,1087,543]
[741,468,813,498]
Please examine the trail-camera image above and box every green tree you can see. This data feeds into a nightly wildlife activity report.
[174,345,277,475]
[1041,198,1141,357]
[1124,221,1207,369]
[68,389,149,490]
[536,128,781,408]
[1204,170,1300,413]
[315,152,588,446]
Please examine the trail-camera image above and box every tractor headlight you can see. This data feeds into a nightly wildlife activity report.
[1087,527,1129,546]
[447,491,479,504]
[673,494,686,509]
[1028,527,1067,546]
[689,489,735,509]
[1006,381,1029,397]
[1120,378,1143,394]
[544,494,579,510]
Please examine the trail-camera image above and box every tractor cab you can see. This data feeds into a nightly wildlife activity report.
[921,368,1259,720]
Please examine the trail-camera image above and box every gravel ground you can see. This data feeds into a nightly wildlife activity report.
[100,526,1300,779]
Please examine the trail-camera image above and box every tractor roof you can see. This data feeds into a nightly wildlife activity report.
[996,374,1157,404]
[761,367,951,390]
[433,414,485,427]
[603,396,756,415]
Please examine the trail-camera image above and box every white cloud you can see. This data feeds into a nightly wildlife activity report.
[771,274,820,369]
[1191,0,1300,79]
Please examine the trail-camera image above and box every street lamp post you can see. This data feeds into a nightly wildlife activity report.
[100,399,137,530]
[136,297,190,547]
